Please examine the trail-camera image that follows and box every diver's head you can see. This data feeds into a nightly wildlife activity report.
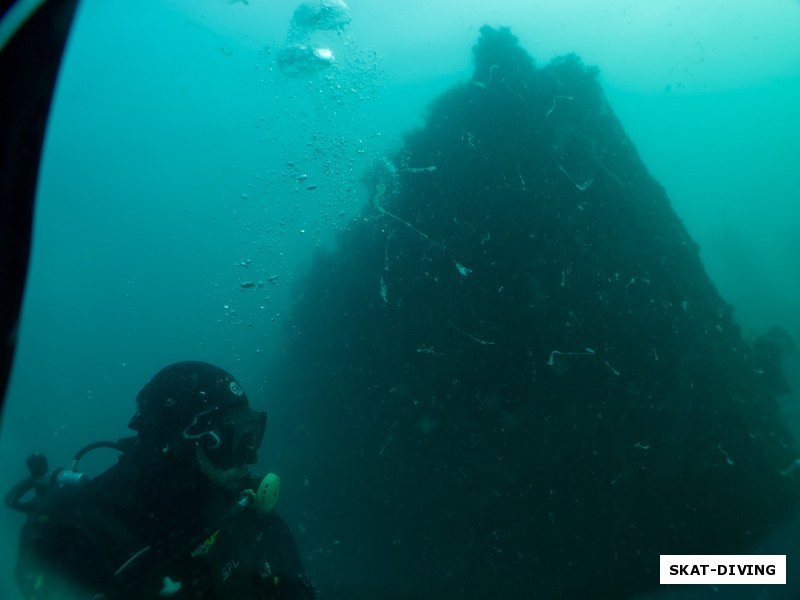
[129,361,266,482]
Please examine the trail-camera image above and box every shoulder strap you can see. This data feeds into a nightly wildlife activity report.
[103,493,253,599]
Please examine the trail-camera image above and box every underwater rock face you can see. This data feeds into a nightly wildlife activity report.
[271,26,799,600]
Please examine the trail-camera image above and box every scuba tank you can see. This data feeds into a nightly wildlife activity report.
[6,439,281,515]
[5,441,122,513]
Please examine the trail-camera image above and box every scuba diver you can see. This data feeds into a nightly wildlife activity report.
[6,361,315,600]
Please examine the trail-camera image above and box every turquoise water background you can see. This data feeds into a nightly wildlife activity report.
[1,1,799,598]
